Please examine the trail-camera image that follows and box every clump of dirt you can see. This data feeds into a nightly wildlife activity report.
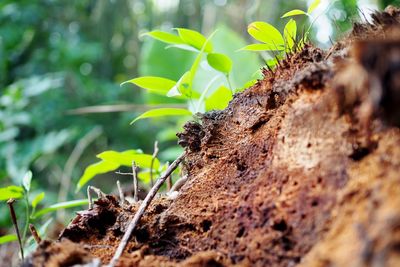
[26,7,400,267]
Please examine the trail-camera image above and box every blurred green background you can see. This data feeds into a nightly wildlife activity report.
[0,0,393,243]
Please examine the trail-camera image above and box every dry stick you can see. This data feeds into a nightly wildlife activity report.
[165,161,172,191]
[132,162,139,202]
[29,224,41,244]
[116,180,125,203]
[7,199,24,260]
[107,153,185,267]
[87,186,106,209]
[169,174,188,193]
[149,141,159,187]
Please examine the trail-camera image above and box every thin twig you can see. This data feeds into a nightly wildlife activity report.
[132,162,139,202]
[107,153,185,267]
[116,180,125,204]
[115,171,133,176]
[29,224,41,244]
[7,199,24,260]
[169,175,188,193]
[149,141,159,187]
[58,127,102,219]
[165,162,172,191]
[87,186,106,209]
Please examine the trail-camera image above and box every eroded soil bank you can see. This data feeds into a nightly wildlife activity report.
[26,7,400,267]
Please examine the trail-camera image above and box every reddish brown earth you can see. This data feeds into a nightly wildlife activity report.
[25,7,400,267]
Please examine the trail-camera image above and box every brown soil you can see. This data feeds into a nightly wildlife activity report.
[25,7,400,267]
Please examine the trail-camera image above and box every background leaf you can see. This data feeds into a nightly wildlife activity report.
[284,19,297,52]
[130,108,192,124]
[31,192,45,209]
[308,0,321,14]
[247,21,284,47]
[0,234,17,245]
[97,150,159,169]
[76,161,120,191]
[32,199,89,219]
[0,186,24,201]
[121,76,176,95]
[176,28,213,52]
[143,31,184,45]
[207,53,233,74]
[205,86,233,111]
[22,170,32,192]
[281,9,307,18]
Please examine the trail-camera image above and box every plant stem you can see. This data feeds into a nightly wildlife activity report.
[107,152,185,267]
[226,74,234,94]
[132,162,139,202]
[149,141,159,187]
[7,199,24,260]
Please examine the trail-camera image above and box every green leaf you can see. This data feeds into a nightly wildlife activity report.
[247,21,284,47]
[207,53,233,74]
[0,234,17,245]
[130,108,192,124]
[97,150,159,169]
[281,9,307,18]
[22,170,32,192]
[0,186,24,201]
[143,30,184,44]
[121,76,176,95]
[175,28,213,53]
[205,86,233,111]
[31,192,45,209]
[308,0,321,14]
[32,199,89,219]
[76,161,120,192]
[284,19,297,52]
[239,43,284,52]
[167,71,192,97]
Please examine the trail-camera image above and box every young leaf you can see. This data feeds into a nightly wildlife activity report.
[130,108,192,124]
[96,150,159,169]
[0,234,17,245]
[207,53,233,74]
[205,86,232,111]
[22,170,32,192]
[167,71,191,97]
[32,199,89,219]
[281,9,307,18]
[247,21,284,47]
[308,0,321,14]
[31,192,45,209]
[175,28,213,53]
[143,30,184,44]
[121,76,176,95]
[239,43,284,52]
[76,161,120,192]
[0,186,24,201]
[284,19,297,52]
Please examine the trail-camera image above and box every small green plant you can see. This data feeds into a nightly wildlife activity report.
[241,0,321,68]
[0,171,89,249]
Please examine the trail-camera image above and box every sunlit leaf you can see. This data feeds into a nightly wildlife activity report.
[247,21,284,47]
[31,192,45,209]
[175,28,213,53]
[205,86,232,111]
[76,161,120,191]
[0,186,24,201]
[281,9,307,18]
[239,43,284,51]
[0,234,17,245]
[165,44,199,52]
[97,150,159,169]
[121,76,176,95]
[308,0,321,14]
[138,171,151,183]
[167,71,192,97]
[207,53,233,74]
[22,170,32,192]
[284,19,297,52]
[32,199,89,219]
[143,30,184,44]
[130,108,192,124]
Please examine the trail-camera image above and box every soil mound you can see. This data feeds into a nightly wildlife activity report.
[25,7,400,267]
